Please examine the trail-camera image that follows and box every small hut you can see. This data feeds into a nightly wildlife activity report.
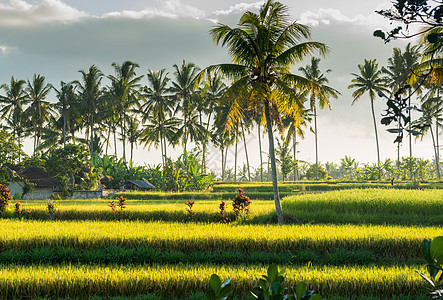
[125,179,156,191]
[8,167,60,200]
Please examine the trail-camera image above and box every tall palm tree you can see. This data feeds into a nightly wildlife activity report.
[53,81,78,147]
[141,69,175,166]
[126,115,143,162]
[348,59,389,180]
[0,76,27,152]
[140,112,180,164]
[108,60,143,160]
[200,73,227,172]
[299,57,340,180]
[170,60,200,152]
[24,74,53,154]
[417,85,443,179]
[282,104,312,181]
[75,65,104,155]
[203,0,327,224]
[383,43,421,159]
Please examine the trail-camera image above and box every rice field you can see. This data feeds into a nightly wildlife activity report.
[1,184,442,299]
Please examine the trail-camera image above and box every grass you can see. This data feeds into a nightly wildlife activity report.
[5,199,274,222]
[1,184,441,299]
[0,263,428,299]
[0,219,440,259]
[282,188,443,226]
[212,180,443,193]
[114,190,293,201]
[1,245,424,266]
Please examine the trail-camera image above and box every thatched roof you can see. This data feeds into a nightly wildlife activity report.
[18,167,60,187]
[127,179,156,190]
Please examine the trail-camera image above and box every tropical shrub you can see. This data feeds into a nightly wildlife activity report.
[0,184,11,213]
[232,188,251,220]
[206,274,232,300]
[305,164,328,180]
[92,154,150,189]
[418,236,443,299]
[251,264,321,300]
[45,144,97,193]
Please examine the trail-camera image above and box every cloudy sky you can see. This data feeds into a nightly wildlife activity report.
[0,0,433,172]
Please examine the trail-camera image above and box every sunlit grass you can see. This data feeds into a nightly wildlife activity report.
[0,219,440,259]
[282,188,443,225]
[0,263,427,299]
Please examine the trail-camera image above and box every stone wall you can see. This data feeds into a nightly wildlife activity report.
[7,181,53,200]
[72,190,103,199]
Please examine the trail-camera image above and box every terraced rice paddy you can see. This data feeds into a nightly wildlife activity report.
[0,184,442,299]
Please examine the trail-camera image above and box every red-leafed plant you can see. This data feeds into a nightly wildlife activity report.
[232,188,251,220]
[186,200,195,219]
[14,202,21,216]
[219,201,230,223]
[0,184,11,213]
[117,196,127,213]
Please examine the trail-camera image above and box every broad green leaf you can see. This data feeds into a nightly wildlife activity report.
[310,294,322,300]
[270,282,283,295]
[209,274,221,295]
[296,282,307,298]
[267,264,278,282]
[430,236,443,261]
[422,239,433,263]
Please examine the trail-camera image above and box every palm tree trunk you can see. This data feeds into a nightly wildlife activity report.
[221,146,225,181]
[429,124,440,179]
[293,133,297,181]
[183,115,188,153]
[437,120,440,179]
[106,128,110,155]
[224,146,229,181]
[264,100,284,225]
[408,92,412,158]
[122,116,126,161]
[314,106,319,180]
[90,113,94,155]
[234,122,238,182]
[370,100,381,180]
[203,112,212,173]
[163,134,167,160]
[258,124,263,182]
[241,121,251,181]
[63,112,67,147]
[113,128,117,157]
[160,131,165,168]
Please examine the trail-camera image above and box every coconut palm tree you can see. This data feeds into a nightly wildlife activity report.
[0,76,27,151]
[203,0,328,224]
[348,59,389,180]
[75,65,104,155]
[141,69,175,166]
[200,73,227,172]
[24,74,53,154]
[170,60,200,152]
[53,81,79,147]
[282,104,312,181]
[140,112,180,164]
[383,43,421,159]
[108,60,143,160]
[299,57,340,180]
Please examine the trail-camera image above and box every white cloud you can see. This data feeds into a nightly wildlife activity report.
[299,8,389,30]
[213,1,263,16]
[0,0,88,26]
[103,0,206,20]
[0,45,12,54]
